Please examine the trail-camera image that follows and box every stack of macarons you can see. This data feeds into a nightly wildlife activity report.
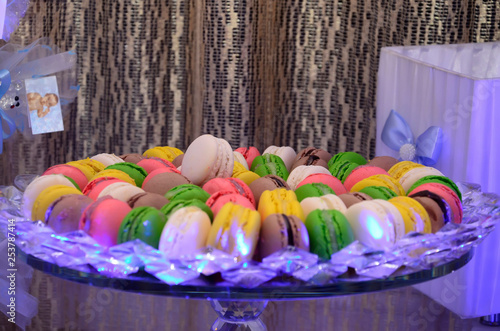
[23,134,463,262]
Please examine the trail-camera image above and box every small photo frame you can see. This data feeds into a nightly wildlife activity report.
[25,75,64,135]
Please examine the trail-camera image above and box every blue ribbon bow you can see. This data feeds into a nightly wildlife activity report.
[381,109,443,166]
[0,69,17,155]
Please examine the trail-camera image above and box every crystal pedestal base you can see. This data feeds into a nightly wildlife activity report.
[210,300,268,331]
[480,314,500,326]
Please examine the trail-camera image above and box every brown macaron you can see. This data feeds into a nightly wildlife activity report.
[410,190,452,233]
[119,153,145,164]
[127,192,170,210]
[293,147,332,165]
[172,154,185,168]
[142,172,191,196]
[290,155,329,172]
[249,175,290,206]
[337,192,373,208]
[259,214,310,259]
[367,156,399,172]
[45,194,94,233]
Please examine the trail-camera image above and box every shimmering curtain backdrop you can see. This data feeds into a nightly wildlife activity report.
[0,0,499,329]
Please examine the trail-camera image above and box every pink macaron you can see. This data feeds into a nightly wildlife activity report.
[79,197,132,247]
[137,157,180,175]
[408,183,463,224]
[235,146,261,170]
[202,177,256,206]
[206,192,256,217]
[343,165,390,192]
[295,173,347,195]
[82,177,127,200]
[43,164,88,191]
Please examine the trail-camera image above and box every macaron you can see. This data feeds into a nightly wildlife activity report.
[206,202,261,261]
[73,158,106,175]
[407,175,462,201]
[287,165,331,190]
[142,171,191,195]
[90,153,125,167]
[388,161,424,180]
[358,186,398,200]
[259,214,310,259]
[257,188,305,222]
[202,178,255,206]
[295,173,347,195]
[143,146,184,162]
[172,154,185,168]
[160,198,214,222]
[206,192,256,217]
[290,155,329,173]
[300,194,348,218]
[254,162,290,181]
[343,166,390,192]
[165,184,210,203]
[82,177,128,200]
[89,169,136,186]
[251,154,287,173]
[248,175,290,206]
[137,157,180,175]
[398,167,445,192]
[105,162,148,187]
[328,160,359,183]
[66,160,103,181]
[410,192,451,233]
[328,151,367,169]
[408,183,462,224]
[43,164,88,191]
[263,146,297,171]
[305,209,355,259]
[79,197,132,247]
[366,156,399,172]
[97,182,145,202]
[181,134,234,185]
[235,146,261,169]
[350,174,404,196]
[127,192,170,210]
[119,153,145,164]
[158,206,211,258]
[22,174,78,220]
[141,168,185,188]
[389,196,432,234]
[45,194,94,233]
[344,200,405,250]
[337,192,373,208]
[118,206,167,248]
[294,147,332,165]
[294,183,336,202]
[31,185,82,222]
[232,163,261,186]
[233,152,249,170]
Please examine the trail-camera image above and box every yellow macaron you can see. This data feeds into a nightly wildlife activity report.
[350,174,405,196]
[233,162,261,185]
[31,185,82,222]
[143,146,183,162]
[258,188,304,221]
[206,202,261,261]
[388,161,424,181]
[389,196,432,234]
[90,169,136,186]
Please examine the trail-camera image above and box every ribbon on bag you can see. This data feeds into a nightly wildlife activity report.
[0,69,17,154]
[1,0,30,42]
[381,109,443,166]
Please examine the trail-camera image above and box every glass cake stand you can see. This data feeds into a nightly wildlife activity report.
[20,249,473,330]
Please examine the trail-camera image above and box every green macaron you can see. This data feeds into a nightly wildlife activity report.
[305,209,355,260]
[160,198,214,222]
[105,162,148,187]
[250,154,287,172]
[165,184,210,203]
[294,183,336,202]
[359,186,398,200]
[254,162,289,181]
[118,206,167,248]
[328,152,367,169]
[329,160,359,183]
[407,175,462,201]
